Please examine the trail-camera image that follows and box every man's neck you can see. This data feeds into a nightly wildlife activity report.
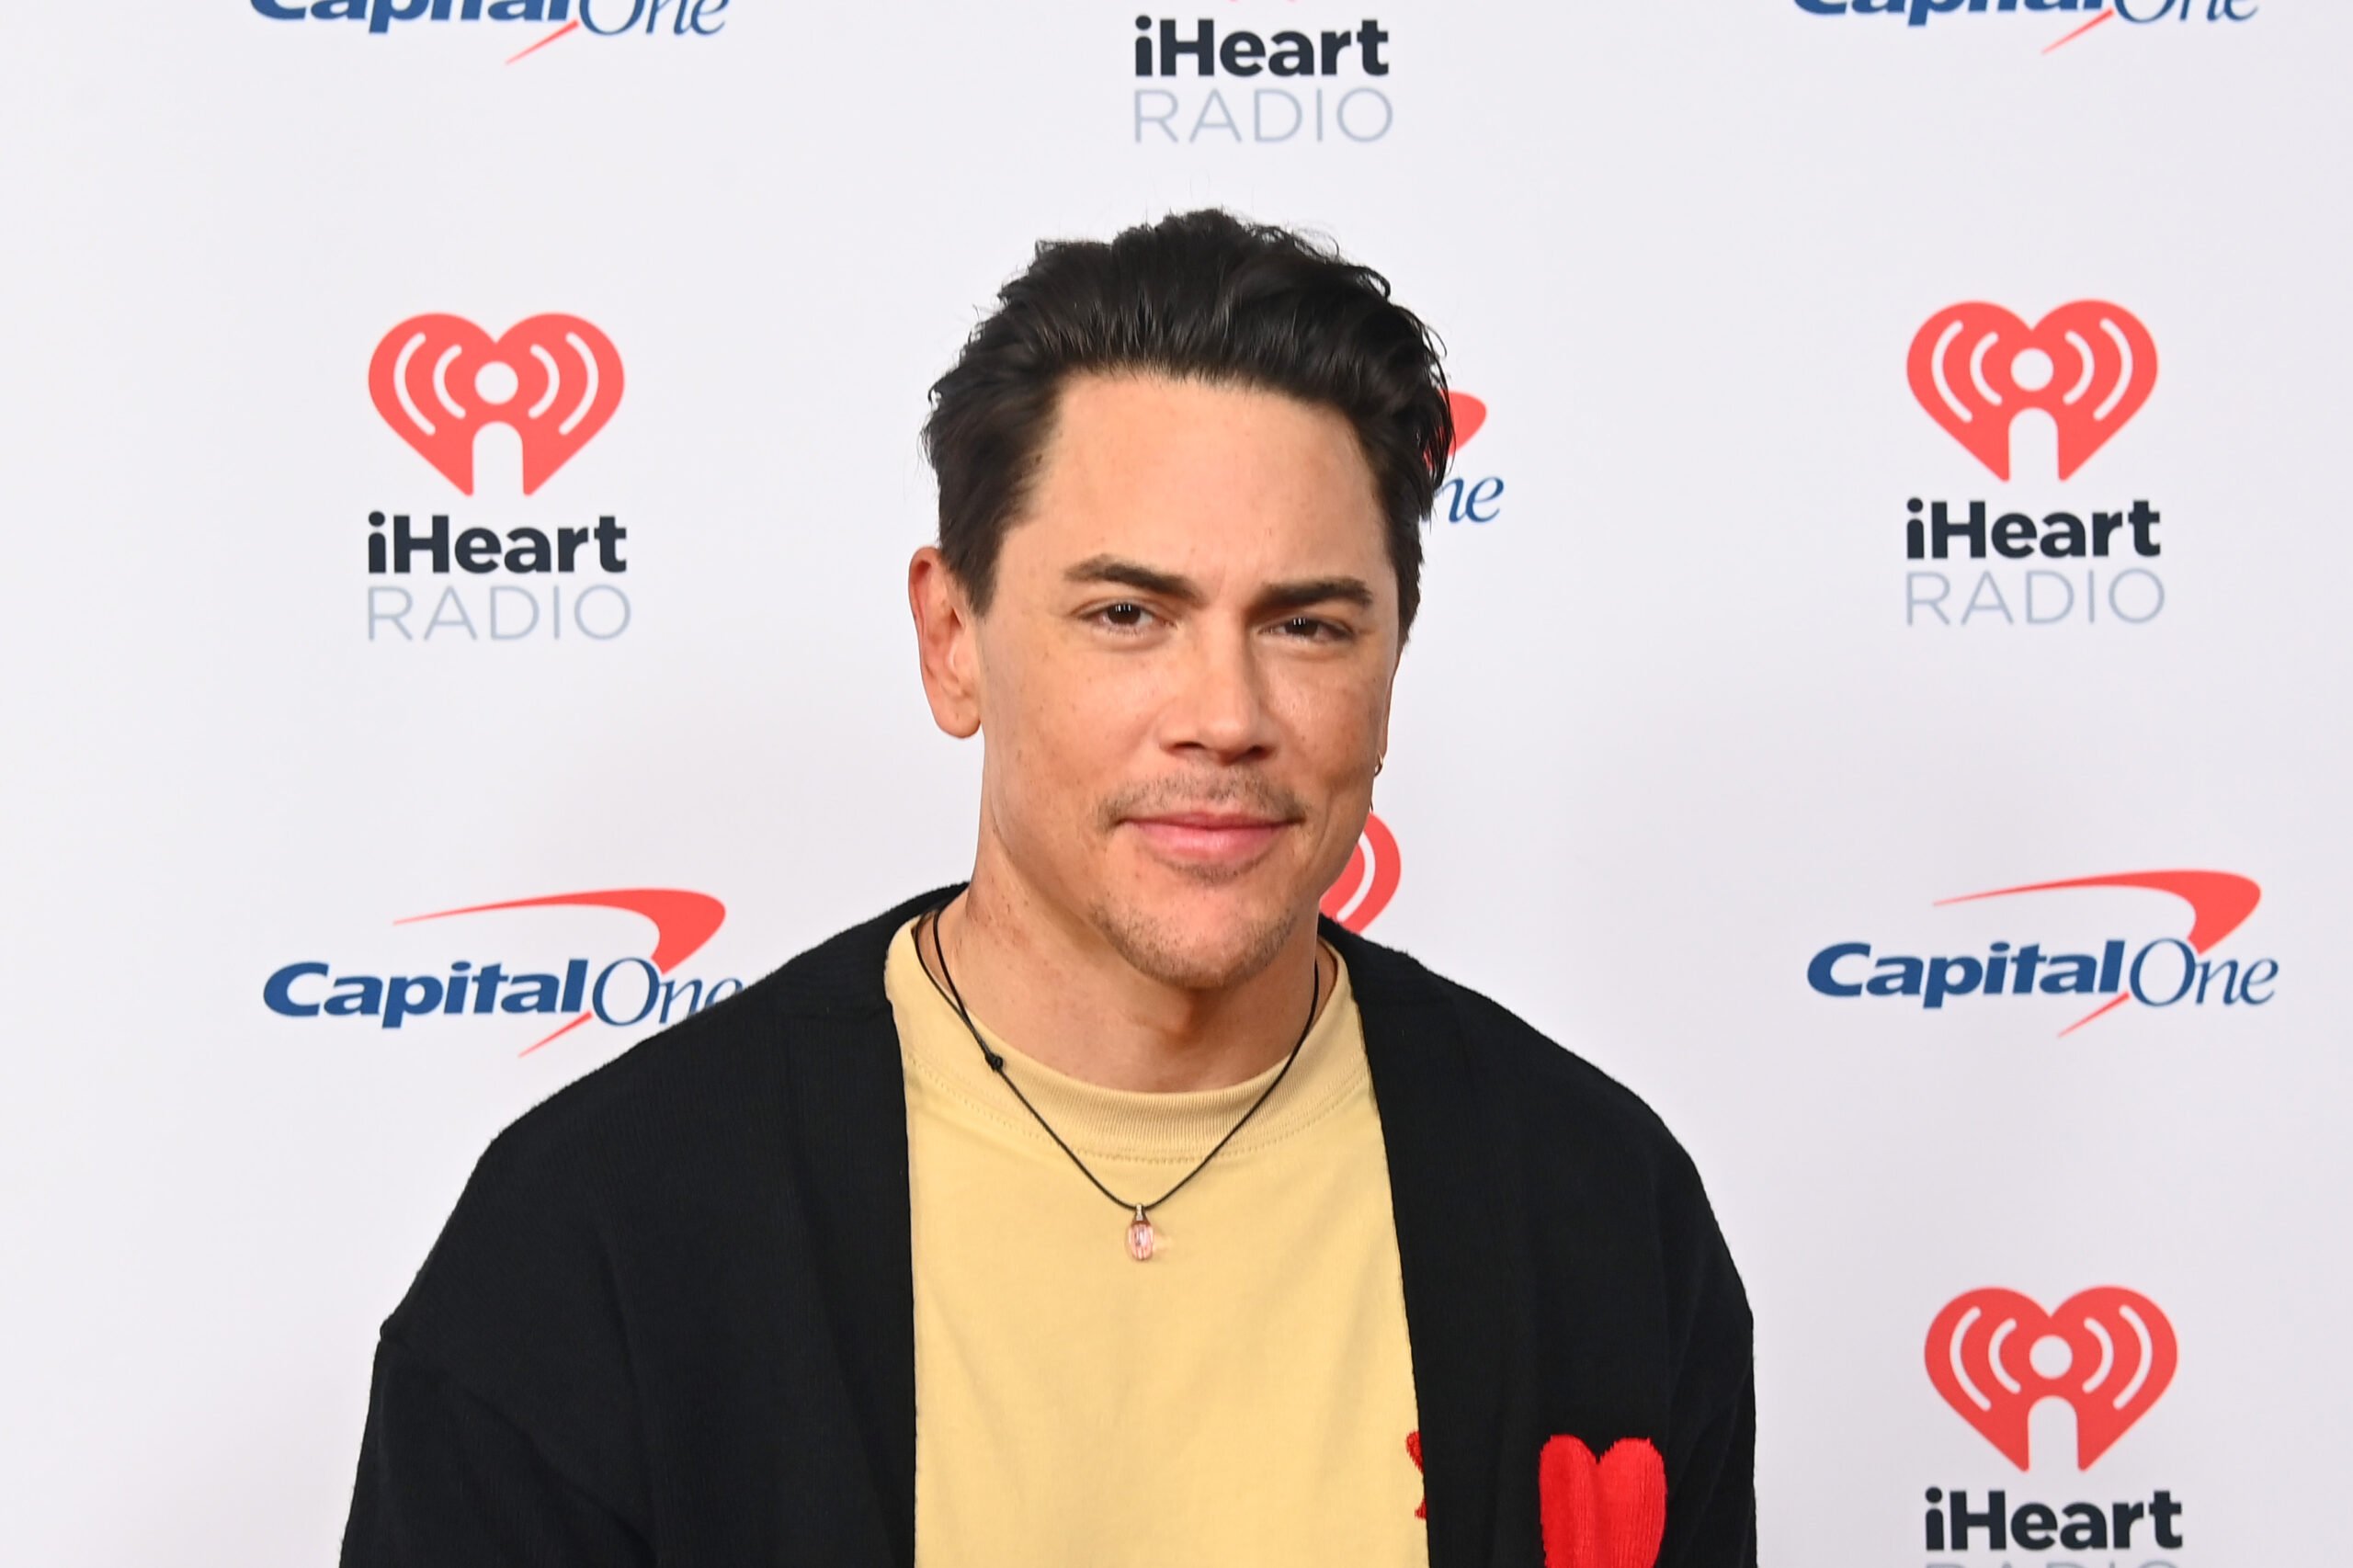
[925,867,1334,1095]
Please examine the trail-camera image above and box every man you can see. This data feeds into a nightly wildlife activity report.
[341,210,1755,1567]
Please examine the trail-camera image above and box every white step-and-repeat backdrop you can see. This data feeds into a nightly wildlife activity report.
[4,3,2347,1563]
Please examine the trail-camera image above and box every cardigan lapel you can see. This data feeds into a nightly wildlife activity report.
[775,888,949,1568]
[1331,917,1522,1568]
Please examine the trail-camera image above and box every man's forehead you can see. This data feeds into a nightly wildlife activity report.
[1015,373,1385,561]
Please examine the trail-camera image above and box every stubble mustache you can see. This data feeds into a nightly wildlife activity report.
[1095,773,1312,835]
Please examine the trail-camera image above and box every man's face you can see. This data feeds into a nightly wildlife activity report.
[945,371,1399,991]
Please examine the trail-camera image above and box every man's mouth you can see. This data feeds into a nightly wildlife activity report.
[1123,812,1294,867]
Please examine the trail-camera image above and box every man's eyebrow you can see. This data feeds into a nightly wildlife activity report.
[1063,556,1205,604]
[1063,555,1376,615]
[1251,576,1377,615]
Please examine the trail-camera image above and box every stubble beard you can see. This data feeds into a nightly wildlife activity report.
[1085,884,1302,994]
[1084,770,1318,990]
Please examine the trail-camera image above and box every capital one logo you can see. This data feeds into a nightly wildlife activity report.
[1322,812,1399,932]
[1908,301,2155,481]
[1791,1,2257,58]
[251,2,728,65]
[1927,1288,2176,1469]
[369,313,623,494]
[263,888,738,1056]
[1807,869,2278,1034]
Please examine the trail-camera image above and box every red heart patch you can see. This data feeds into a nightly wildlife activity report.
[1539,1437,1666,1568]
[369,312,624,495]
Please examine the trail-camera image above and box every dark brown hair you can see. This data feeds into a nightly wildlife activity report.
[922,209,1453,638]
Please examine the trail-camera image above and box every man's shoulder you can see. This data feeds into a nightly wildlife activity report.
[1333,922,1712,1196]
[1336,924,1751,1373]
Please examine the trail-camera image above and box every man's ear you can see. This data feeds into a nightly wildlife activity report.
[908,546,983,739]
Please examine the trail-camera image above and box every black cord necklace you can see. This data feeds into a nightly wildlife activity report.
[918,898,1323,1262]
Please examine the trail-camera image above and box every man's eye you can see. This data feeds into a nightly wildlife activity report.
[1096,602,1154,631]
[1278,616,1347,641]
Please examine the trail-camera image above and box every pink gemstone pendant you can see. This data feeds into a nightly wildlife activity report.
[1126,1207,1156,1261]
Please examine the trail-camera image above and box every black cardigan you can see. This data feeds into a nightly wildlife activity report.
[341,887,1756,1566]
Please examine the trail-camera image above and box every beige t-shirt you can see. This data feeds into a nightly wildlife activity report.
[883,915,1429,1565]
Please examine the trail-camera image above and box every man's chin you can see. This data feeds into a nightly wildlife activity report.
[1086,883,1303,994]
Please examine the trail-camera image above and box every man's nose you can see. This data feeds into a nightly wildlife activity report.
[1165,624,1276,762]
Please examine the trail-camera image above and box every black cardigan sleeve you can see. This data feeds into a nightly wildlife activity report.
[339,1123,655,1568]
[1658,1369,1756,1567]
[1655,1128,1758,1568]
[341,1336,651,1568]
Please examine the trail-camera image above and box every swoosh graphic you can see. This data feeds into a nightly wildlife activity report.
[2043,9,2115,53]
[1934,870,2260,1036]
[506,19,580,64]
[396,889,727,1055]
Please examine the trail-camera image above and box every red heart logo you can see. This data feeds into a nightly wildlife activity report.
[369,312,624,495]
[1906,301,2154,481]
[1926,1287,2177,1471]
[1448,391,1488,455]
[1539,1437,1666,1568]
[1321,811,1401,933]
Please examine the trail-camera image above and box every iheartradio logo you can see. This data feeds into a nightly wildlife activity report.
[1899,301,2169,632]
[1322,812,1399,934]
[360,312,634,644]
[1447,391,1486,456]
[1927,1287,2177,1470]
[1908,301,2156,482]
[369,313,624,495]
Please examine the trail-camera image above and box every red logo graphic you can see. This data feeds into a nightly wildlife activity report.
[1540,1437,1666,1568]
[398,889,722,1056]
[1927,1288,2177,1471]
[1938,869,2259,1036]
[507,20,580,64]
[1448,391,1487,455]
[1322,811,1400,933]
[1405,1429,1426,1518]
[1908,301,2155,481]
[369,313,624,495]
[2044,10,2116,52]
